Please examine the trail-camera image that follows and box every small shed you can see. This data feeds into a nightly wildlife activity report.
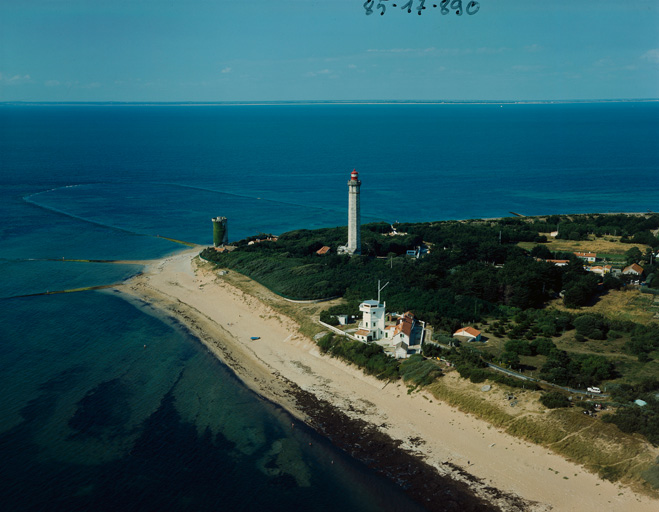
[394,341,409,359]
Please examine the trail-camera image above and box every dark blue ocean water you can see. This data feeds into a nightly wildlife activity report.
[1,103,658,510]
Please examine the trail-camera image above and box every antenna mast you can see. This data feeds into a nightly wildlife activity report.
[377,279,389,304]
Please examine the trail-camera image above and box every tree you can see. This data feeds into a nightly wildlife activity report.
[625,246,643,266]
[563,274,600,308]
[500,351,520,369]
[530,337,556,356]
[573,314,608,339]
[530,244,552,259]
[540,391,571,409]
[504,339,532,356]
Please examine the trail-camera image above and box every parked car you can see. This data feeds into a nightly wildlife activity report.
[587,386,601,394]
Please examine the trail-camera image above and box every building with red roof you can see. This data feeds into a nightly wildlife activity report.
[453,326,482,342]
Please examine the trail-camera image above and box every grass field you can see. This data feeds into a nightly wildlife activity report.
[551,288,657,324]
[518,234,650,257]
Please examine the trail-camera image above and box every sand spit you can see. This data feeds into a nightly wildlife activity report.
[120,249,657,512]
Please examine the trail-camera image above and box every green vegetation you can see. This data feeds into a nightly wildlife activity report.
[549,213,659,247]
[202,213,659,450]
[316,333,449,388]
[317,332,409,381]
[604,379,659,446]
[540,391,572,409]
[399,354,443,388]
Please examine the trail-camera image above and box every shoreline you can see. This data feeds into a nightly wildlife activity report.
[119,248,658,512]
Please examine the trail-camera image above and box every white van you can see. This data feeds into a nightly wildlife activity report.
[587,386,601,394]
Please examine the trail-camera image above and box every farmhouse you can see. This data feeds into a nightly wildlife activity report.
[574,252,597,263]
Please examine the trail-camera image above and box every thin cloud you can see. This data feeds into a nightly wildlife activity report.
[366,47,436,54]
[221,67,232,73]
[594,58,613,67]
[3,74,32,85]
[511,65,544,72]
[640,49,659,63]
[305,69,332,77]
[475,47,509,55]
[366,47,507,56]
[366,48,409,53]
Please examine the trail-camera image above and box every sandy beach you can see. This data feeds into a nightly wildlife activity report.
[120,249,658,512]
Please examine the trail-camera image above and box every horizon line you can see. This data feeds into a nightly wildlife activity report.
[2,98,659,107]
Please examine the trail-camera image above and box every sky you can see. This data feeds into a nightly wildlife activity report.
[1,0,658,102]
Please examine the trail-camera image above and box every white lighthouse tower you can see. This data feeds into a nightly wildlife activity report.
[347,169,361,255]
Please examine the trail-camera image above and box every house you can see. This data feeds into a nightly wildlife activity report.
[355,328,373,342]
[623,263,644,276]
[384,311,416,346]
[354,302,423,358]
[316,246,331,255]
[453,326,482,342]
[214,246,236,253]
[387,312,422,358]
[248,236,279,245]
[587,265,612,275]
[539,258,569,267]
[574,252,597,263]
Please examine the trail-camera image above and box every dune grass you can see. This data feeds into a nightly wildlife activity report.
[427,374,658,496]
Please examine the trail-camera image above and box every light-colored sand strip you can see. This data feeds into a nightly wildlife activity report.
[121,249,658,512]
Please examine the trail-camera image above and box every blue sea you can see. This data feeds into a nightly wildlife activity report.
[1,103,658,511]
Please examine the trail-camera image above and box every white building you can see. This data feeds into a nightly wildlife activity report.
[574,252,597,263]
[355,301,423,358]
[623,263,644,276]
[354,299,386,342]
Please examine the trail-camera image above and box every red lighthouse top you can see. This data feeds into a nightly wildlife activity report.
[350,169,359,181]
